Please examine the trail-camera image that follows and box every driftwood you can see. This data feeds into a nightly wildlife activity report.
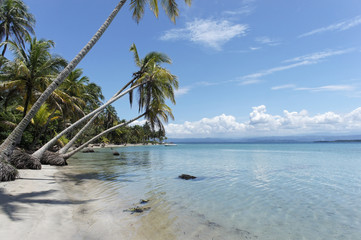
[10,149,41,170]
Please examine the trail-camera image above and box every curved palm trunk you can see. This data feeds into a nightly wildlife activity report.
[32,81,146,159]
[1,34,9,57]
[63,113,145,159]
[58,76,138,154]
[0,0,127,162]
[58,112,101,154]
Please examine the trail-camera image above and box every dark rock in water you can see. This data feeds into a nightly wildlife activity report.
[179,174,196,180]
[140,199,149,204]
[124,206,150,214]
[82,148,94,153]
[112,151,120,156]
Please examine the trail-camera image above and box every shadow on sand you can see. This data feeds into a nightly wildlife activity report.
[0,188,89,221]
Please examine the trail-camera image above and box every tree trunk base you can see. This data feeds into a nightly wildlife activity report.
[10,149,42,170]
[0,159,19,181]
[41,151,68,166]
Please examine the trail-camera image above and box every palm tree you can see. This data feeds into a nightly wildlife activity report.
[0,37,67,118]
[63,99,174,159]
[57,44,177,155]
[0,0,35,56]
[0,0,191,181]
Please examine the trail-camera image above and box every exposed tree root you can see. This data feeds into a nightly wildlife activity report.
[0,159,19,181]
[40,151,68,166]
[10,149,42,170]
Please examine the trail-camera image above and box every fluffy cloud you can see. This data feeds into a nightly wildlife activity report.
[165,105,361,138]
[174,87,190,97]
[160,19,248,50]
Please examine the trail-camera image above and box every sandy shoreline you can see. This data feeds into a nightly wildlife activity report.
[0,165,142,240]
[0,144,175,240]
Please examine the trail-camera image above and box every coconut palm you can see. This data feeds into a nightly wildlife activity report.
[0,0,191,181]
[0,37,67,118]
[0,0,35,56]
[63,99,174,159]
[57,44,176,155]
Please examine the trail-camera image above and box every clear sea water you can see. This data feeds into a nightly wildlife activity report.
[63,143,361,239]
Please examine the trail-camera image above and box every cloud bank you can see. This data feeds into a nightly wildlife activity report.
[160,19,248,50]
[165,105,361,138]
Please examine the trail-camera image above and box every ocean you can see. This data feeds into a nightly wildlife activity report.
[61,143,361,239]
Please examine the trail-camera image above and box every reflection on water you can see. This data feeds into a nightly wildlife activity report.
[59,144,361,240]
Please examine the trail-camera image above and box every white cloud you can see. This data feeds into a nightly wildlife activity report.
[295,85,355,92]
[271,84,296,90]
[129,119,147,127]
[223,0,256,16]
[239,79,261,85]
[299,15,361,38]
[165,105,361,138]
[240,49,353,80]
[175,87,190,97]
[272,84,355,92]
[223,6,254,16]
[249,47,261,51]
[284,49,354,63]
[242,60,313,80]
[255,36,281,46]
[160,19,248,50]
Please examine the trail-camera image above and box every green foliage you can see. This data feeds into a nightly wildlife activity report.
[129,0,192,23]
[0,2,175,152]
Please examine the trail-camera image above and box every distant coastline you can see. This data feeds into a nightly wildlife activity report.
[167,135,361,144]
[314,139,361,143]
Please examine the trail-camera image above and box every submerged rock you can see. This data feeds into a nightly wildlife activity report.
[82,148,94,153]
[124,206,150,214]
[178,174,197,180]
[112,151,120,156]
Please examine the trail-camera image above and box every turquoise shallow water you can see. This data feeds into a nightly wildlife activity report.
[65,143,361,239]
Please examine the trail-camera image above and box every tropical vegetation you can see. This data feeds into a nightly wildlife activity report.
[0,0,190,181]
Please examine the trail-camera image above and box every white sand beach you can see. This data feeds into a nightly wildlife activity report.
[0,166,143,240]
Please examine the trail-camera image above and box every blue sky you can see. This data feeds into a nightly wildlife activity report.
[23,0,361,138]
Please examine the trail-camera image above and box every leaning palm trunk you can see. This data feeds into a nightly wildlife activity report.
[0,0,127,163]
[63,113,145,159]
[32,80,146,159]
[58,112,101,154]
[58,76,138,154]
